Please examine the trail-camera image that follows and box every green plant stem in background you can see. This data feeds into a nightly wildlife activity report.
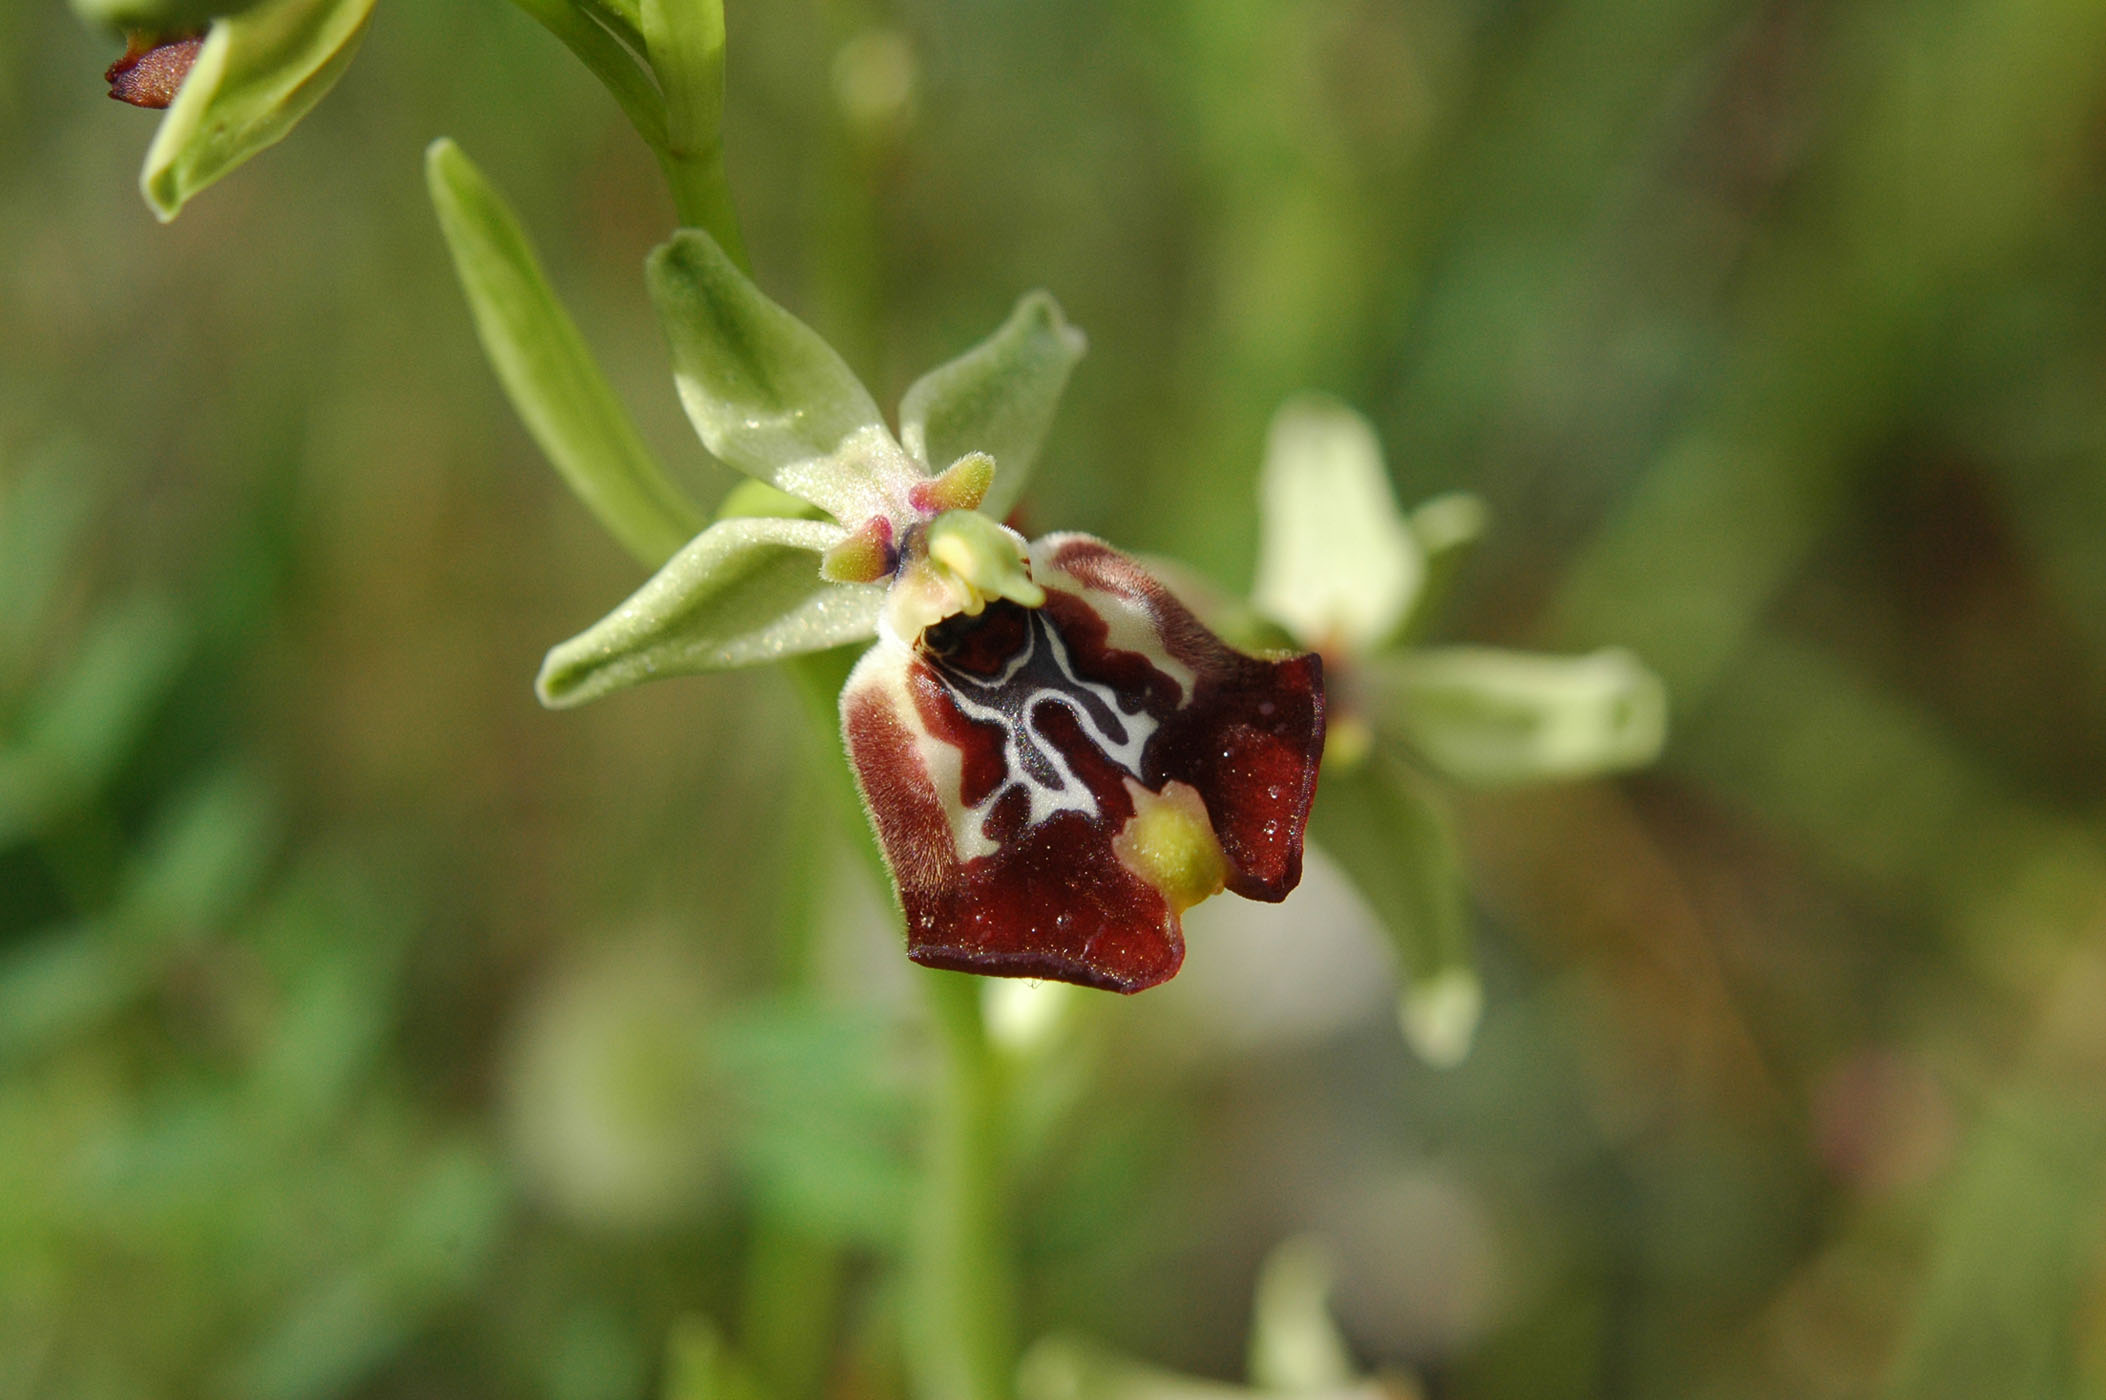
[914,970,1016,1400]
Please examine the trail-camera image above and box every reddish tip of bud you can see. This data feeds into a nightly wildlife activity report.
[107,31,204,110]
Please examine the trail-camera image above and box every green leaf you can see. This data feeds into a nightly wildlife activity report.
[0,593,189,849]
[427,139,704,568]
[578,0,644,50]
[0,446,100,680]
[537,517,880,707]
[1251,394,1424,655]
[664,1316,770,1400]
[648,230,919,526]
[1371,646,1668,786]
[140,0,378,222]
[1311,752,1479,1068]
[898,292,1087,521]
[71,0,266,32]
[709,1000,913,1250]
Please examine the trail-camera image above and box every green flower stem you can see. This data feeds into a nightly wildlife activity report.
[913,970,1016,1400]
[503,0,671,151]
[659,144,749,272]
[741,1216,846,1400]
[642,0,751,269]
[504,0,749,269]
[541,8,1012,1389]
[786,650,1019,1400]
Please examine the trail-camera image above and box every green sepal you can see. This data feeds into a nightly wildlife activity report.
[648,230,920,527]
[1370,645,1668,786]
[71,0,266,30]
[537,517,881,708]
[1247,1236,1357,1392]
[426,139,704,569]
[898,291,1086,522]
[1393,490,1488,644]
[715,479,828,522]
[139,0,378,222]
[1251,394,1424,655]
[1312,750,1480,1068]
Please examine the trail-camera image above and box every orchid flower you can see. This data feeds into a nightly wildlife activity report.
[1235,395,1668,1064]
[517,227,1325,994]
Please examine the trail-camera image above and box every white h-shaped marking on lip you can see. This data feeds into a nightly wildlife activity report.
[931,608,1158,849]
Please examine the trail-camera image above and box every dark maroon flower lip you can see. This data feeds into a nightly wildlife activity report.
[842,533,1325,993]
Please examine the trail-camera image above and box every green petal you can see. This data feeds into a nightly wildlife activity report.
[140,0,377,222]
[897,291,1086,521]
[426,139,703,569]
[648,230,919,526]
[1371,646,1668,786]
[1251,394,1424,654]
[72,0,266,29]
[536,518,881,708]
[1311,752,1479,1068]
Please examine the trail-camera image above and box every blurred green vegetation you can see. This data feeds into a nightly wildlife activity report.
[8,0,2106,1396]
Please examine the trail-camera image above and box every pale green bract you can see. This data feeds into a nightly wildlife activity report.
[1252,393,1425,655]
[140,0,378,221]
[427,140,704,569]
[537,517,882,709]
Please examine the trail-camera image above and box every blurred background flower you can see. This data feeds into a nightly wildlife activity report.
[10,0,2106,1395]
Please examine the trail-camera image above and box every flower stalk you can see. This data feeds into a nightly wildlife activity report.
[914,970,1017,1400]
